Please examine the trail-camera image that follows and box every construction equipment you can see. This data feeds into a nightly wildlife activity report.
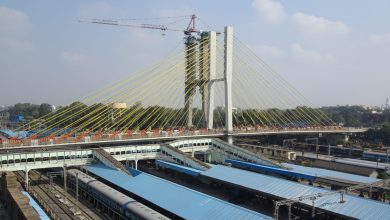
[78,14,199,36]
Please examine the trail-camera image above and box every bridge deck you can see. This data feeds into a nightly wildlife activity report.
[1,127,366,149]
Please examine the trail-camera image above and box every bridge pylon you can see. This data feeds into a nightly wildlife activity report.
[184,26,233,143]
[224,26,233,144]
[184,30,218,129]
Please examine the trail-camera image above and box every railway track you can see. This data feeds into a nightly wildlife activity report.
[15,170,103,220]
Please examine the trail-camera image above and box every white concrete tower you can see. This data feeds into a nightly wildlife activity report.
[207,31,217,130]
[224,26,233,143]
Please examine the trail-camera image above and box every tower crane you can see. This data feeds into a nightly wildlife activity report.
[79,14,217,129]
[78,14,199,36]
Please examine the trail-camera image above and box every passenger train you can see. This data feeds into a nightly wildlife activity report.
[67,169,170,220]
[363,151,389,162]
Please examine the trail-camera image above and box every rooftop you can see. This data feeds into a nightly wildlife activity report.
[282,162,380,184]
[85,163,272,220]
[201,165,390,220]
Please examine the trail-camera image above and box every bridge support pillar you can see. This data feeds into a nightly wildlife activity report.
[204,151,211,163]
[207,31,217,130]
[344,134,349,142]
[24,167,30,190]
[224,26,233,135]
[185,35,197,128]
[63,165,68,204]
[226,135,233,145]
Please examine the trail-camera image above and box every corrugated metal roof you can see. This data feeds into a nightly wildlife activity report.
[201,165,390,220]
[21,191,50,220]
[226,159,316,181]
[225,159,379,184]
[156,160,202,176]
[282,163,380,184]
[336,158,390,170]
[86,163,272,220]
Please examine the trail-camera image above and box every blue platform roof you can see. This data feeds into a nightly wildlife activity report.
[225,159,379,184]
[21,191,50,220]
[201,165,390,220]
[226,159,316,181]
[85,163,272,220]
[281,162,380,184]
[156,160,202,177]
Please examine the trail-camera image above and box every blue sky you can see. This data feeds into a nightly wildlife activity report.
[0,0,389,107]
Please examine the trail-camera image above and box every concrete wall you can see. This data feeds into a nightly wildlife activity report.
[0,172,40,220]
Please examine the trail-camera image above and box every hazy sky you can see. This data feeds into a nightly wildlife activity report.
[0,0,389,107]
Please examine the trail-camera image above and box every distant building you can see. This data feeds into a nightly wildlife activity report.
[112,103,127,109]
[0,111,10,129]
[10,115,24,123]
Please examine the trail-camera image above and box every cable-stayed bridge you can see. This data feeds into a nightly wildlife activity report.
[2,20,388,220]
[2,26,365,149]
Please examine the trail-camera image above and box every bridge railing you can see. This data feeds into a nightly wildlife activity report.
[0,126,366,148]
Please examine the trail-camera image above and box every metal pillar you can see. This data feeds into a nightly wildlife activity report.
[76,172,79,213]
[135,160,138,170]
[224,26,233,144]
[207,31,217,130]
[339,191,345,203]
[311,198,316,218]
[369,185,372,198]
